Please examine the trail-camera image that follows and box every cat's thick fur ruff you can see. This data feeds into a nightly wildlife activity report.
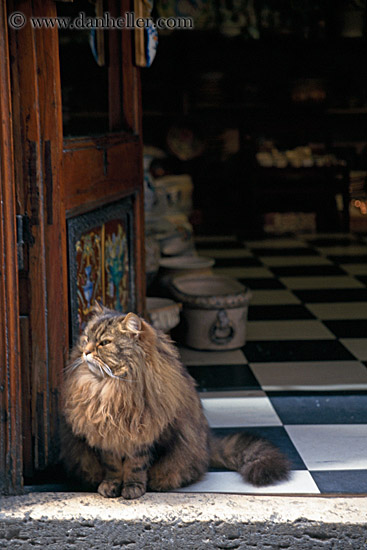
[61,306,290,499]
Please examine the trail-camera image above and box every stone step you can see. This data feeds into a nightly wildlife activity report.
[1,493,366,549]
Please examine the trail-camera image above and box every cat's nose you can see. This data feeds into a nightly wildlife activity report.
[84,342,94,354]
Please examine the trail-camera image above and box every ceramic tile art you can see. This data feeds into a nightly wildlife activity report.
[67,198,134,342]
[75,220,129,331]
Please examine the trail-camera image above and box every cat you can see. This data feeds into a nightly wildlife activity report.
[61,304,290,499]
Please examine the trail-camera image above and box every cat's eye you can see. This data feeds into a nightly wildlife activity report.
[99,340,112,347]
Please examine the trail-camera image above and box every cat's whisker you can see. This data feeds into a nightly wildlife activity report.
[86,355,135,382]
[63,358,83,374]
[100,362,135,382]
[99,363,115,377]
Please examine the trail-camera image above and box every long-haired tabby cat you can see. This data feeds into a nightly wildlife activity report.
[61,304,290,499]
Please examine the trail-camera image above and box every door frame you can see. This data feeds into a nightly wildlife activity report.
[2,0,145,492]
[0,0,23,495]
[8,0,69,480]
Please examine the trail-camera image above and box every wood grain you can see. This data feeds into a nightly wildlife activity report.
[63,137,142,216]
[0,0,23,494]
[4,0,145,484]
[33,0,69,467]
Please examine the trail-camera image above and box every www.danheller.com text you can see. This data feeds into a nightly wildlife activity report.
[8,11,194,31]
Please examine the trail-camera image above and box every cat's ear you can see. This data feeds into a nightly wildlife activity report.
[122,312,142,334]
[92,300,109,315]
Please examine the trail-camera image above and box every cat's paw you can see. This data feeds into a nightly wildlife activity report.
[97,479,122,498]
[121,482,146,500]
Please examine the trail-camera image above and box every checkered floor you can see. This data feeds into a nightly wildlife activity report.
[175,233,367,495]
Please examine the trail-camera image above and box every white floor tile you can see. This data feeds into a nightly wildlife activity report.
[245,238,307,248]
[200,249,253,259]
[179,347,247,366]
[246,320,335,341]
[285,425,367,471]
[300,233,356,241]
[250,290,301,305]
[199,390,266,398]
[250,361,367,391]
[213,267,273,278]
[341,264,367,275]
[280,276,364,290]
[316,245,367,256]
[195,235,237,243]
[306,302,367,320]
[260,256,333,267]
[174,470,320,494]
[340,339,367,361]
[201,396,282,428]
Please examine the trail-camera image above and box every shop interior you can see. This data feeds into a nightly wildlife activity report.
[138,0,367,496]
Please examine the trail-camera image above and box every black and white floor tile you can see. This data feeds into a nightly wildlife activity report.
[176,233,367,495]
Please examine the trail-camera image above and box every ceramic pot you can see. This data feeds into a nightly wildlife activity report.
[146,297,181,333]
[169,275,251,350]
[159,255,214,279]
[157,255,214,297]
[154,174,194,215]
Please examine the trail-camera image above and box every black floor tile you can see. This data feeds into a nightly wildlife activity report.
[268,392,367,424]
[214,257,263,268]
[327,255,367,264]
[187,364,260,392]
[250,247,320,257]
[248,305,316,321]
[324,320,367,338]
[311,470,367,494]
[293,288,367,303]
[270,265,347,276]
[190,232,367,495]
[238,278,286,290]
[355,275,367,287]
[243,340,356,362]
[212,426,306,471]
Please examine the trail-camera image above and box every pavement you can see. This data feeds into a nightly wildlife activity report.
[0,492,366,549]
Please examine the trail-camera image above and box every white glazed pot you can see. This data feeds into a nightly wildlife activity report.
[170,276,251,350]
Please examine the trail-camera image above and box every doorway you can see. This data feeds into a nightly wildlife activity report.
[1,0,145,491]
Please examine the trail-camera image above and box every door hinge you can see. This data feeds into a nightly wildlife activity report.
[16,214,34,270]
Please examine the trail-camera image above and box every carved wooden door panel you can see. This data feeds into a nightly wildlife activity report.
[7,0,145,484]
[60,0,145,344]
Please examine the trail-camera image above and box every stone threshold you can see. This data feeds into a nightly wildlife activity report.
[0,492,366,549]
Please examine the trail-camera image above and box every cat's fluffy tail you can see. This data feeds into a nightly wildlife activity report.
[209,432,290,486]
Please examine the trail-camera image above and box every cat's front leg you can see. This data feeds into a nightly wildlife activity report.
[97,451,124,498]
[121,448,151,499]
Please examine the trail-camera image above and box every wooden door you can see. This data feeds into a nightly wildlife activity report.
[59,0,145,345]
[7,0,145,486]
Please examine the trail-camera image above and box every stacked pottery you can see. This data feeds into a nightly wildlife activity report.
[153,174,195,256]
[157,255,215,296]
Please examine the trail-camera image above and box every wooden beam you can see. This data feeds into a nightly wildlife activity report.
[0,0,23,495]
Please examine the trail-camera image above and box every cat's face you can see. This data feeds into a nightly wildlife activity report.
[78,310,143,381]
